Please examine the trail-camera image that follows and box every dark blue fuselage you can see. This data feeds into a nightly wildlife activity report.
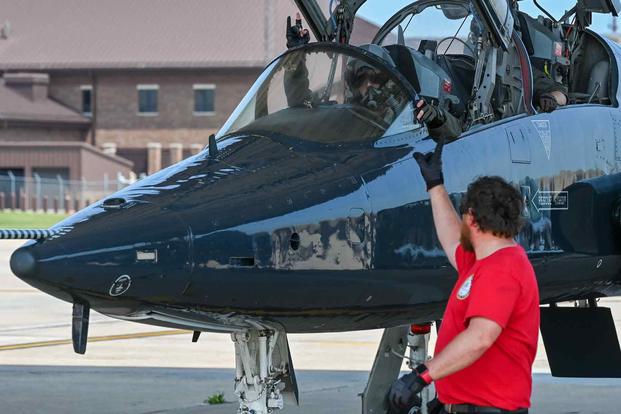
[10,103,621,333]
[9,37,621,334]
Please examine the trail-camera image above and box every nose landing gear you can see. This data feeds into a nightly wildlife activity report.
[232,329,298,414]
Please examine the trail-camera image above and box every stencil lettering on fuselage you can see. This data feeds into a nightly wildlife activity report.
[531,120,552,160]
[611,113,621,161]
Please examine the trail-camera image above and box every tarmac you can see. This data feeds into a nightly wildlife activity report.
[1,239,620,414]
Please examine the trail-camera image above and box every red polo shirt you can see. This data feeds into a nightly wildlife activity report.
[434,244,540,410]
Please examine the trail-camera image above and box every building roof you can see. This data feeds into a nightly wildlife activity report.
[0,77,90,124]
[0,0,386,71]
[0,0,308,70]
[0,141,134,168]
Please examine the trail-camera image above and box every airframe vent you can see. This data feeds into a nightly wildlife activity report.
[289,233,300,251]
[102,197,127,210]
[229,257,255,267]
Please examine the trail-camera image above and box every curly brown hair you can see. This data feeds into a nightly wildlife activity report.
[459,176,525,238]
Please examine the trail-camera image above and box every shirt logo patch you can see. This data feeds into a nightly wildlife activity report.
[457,275,473,300]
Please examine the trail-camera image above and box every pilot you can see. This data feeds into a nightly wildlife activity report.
[415,99,462,143]
[283,14,313,107]
[286,14,462,141]
[285,15,401,124]
[512,8,568,112]
[532,66,568,113]
[343,46,405,124]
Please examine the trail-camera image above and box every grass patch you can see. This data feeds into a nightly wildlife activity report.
[0,211,68,229]
[205,392,226,405]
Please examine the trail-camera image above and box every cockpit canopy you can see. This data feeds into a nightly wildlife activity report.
[218,44,420,144]
[295,0,516,50]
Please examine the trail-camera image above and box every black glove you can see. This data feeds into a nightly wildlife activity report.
[286,14,310,48]
[413,137,445,191]
[388,371,429,412]
[416,99,446,128]
[539,93,558,113]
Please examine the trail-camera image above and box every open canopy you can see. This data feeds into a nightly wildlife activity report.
[293,0,621,48]
[294,0,514,49]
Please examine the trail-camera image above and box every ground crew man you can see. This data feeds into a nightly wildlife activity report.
[388,139,540,414]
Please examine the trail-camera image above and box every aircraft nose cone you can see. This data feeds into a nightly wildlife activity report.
[10,247,37,279]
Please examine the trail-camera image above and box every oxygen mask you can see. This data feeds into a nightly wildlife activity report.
[361,86,383,109]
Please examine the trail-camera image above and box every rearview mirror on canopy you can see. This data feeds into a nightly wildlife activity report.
[441,4,470,20]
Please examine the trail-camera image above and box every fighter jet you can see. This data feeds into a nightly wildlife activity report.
[3,1,621,413]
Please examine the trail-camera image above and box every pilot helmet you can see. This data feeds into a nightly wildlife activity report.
[345,44,396,109]
[345,44,394,88]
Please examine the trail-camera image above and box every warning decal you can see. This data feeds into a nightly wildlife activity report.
[531,120,552,160]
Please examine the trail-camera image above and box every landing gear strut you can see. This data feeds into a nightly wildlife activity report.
[232,329,298,414]
[361,323,436,414]
[406,323,435,414]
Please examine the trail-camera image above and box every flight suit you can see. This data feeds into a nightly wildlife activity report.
[532,66,568,103]
[427,110,463,143]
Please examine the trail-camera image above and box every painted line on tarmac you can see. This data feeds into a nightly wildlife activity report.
[0,319,119,333]
[0,330,191,351]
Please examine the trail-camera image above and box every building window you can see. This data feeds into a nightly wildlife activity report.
[81,85,92,116]
[193,84,215,115]
[137,84,159,115]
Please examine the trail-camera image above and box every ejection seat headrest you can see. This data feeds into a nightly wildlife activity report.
[516,12,535,56]
[358,43,396,68]
[384,44,421,93]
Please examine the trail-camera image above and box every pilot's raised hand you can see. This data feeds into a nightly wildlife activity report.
[416,99,446,128]
[413,136,445,191]
[286,12,310,48]
[539,92,558,113]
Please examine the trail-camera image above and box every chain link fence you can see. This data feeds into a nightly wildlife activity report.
[0,174,132,213]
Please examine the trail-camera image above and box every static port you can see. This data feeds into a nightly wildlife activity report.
[290,232,300,251]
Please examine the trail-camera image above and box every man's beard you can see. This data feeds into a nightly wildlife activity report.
[460,222,474,252]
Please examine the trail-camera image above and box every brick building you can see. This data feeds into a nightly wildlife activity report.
[0,71,133,198]
[0,0,383,178]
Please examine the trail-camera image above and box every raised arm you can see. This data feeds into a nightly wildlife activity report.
[413,139,461,269]
[428,185,461,269]
[284,13,312,107]
[415,99,462,143]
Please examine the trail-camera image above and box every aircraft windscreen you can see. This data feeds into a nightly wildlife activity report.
[217,46,417,144]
